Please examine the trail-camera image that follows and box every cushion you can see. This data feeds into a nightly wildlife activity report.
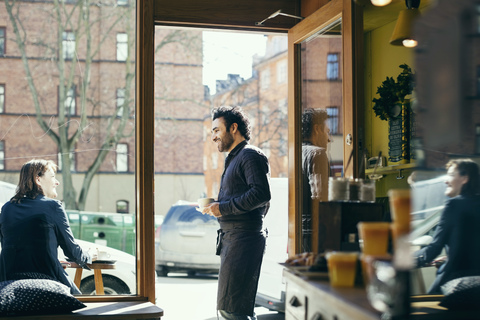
[8,272,56,281]
[440,276,480,310]
[0,279,86,315]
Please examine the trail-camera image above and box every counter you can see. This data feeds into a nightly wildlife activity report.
[284,269,480,320]
[284,269,380,320]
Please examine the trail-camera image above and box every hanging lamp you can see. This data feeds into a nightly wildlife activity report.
[371,0,392,6]
[390,0,421,47]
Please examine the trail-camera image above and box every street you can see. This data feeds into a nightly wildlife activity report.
[155,273,285,320]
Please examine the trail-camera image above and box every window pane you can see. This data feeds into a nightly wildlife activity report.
[1,1,136,296]
[0,84,4,113]
[116,33,128,61]
[326,53,339,80]
[116,143,128,172]
[62,31,75,60]
[64,86,76,115]
[0,28,5,55]
[117,88,125,117]
[327,106,339,135]
[0,141,4,170]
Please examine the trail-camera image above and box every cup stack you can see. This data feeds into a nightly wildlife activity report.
[387,189,411,250]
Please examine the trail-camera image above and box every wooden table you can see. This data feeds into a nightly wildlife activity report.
[69,262,116,295]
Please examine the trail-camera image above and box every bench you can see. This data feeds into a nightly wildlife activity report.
[0,301,164,320]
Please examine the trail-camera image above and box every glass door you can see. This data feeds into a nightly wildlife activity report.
[287,0,361,254]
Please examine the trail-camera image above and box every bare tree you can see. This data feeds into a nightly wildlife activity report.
[4,0,202,210]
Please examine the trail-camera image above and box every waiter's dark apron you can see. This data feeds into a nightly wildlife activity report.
[216,221,267,316]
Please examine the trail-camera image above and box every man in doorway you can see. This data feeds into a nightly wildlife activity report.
[202,106,271,320]
[301,108,331,252]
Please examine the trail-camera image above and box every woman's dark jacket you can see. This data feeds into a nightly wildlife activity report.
[414,194,480,294]
[0,195,91,294]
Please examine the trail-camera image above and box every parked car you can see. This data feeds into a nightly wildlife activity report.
[155,200,220,276]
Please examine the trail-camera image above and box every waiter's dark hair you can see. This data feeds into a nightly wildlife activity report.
[302,108,328,141]
[446,159,480,196]
[11,159,57,203]
[212,106,251,141]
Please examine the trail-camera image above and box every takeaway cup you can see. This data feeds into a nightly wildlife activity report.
[326,251,358,287]
[357,222,390,255]
[388,189,411,234]
[198,197,214,209]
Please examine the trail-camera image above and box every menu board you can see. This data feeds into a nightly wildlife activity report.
[388,116,403,163]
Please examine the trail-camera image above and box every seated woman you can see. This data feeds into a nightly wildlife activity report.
[414,159,480,294]
[0,159,92,294]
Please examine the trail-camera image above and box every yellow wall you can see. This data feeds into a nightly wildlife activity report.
[364,20,415,195]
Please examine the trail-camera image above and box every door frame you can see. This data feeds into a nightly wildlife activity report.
[287,0,363,255]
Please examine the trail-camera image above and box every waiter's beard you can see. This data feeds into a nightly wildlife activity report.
[217,132,234,152]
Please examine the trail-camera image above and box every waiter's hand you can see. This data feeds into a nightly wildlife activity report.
[202,202,222,218]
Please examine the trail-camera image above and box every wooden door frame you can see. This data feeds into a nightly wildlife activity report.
[287,0,363,255]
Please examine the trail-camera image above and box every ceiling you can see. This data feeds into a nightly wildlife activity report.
[362,0,433,32]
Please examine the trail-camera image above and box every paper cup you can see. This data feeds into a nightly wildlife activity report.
[388,189,411,232]
[357,222,390,255]
[198,197,214,209]
[326,251,358,287]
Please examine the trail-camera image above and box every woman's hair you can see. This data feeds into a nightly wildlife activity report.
[212,106,251,141]
[11,159,57,203]
[446,159,480,196]
[302,108,328,141]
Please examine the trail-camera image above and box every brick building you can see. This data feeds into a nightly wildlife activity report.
[203,33,346,198]
[0,1,205,215]
[203,35,289,198]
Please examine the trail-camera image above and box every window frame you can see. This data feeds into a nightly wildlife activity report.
[116,142,129,172]
[64,85,76,115]
[0,27,5,56]
[326,52,340,80]
[0,83,4,113]
[0,140,4,171]
[58,151,76,172]
[117,88,126,117]
[326,106,339,135]
[134,0,360,303]
[117,32,128,61]
[62,30,75,60]
[116,199,129,213]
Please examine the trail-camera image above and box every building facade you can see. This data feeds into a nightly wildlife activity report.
[0,0,205,215]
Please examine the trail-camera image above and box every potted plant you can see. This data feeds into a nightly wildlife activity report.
[372,64,415,121]
[372,64,415,163]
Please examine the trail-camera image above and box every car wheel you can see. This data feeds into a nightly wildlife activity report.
[80,275,131,295]
[156,266,169,277]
